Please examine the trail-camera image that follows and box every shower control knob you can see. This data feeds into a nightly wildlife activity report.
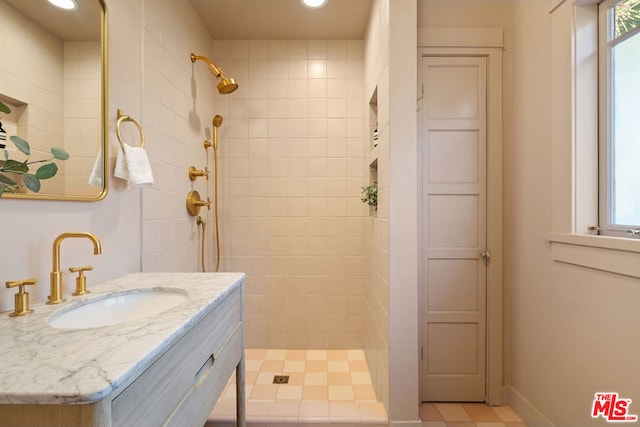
[186,190,211,216]
[188,166,209,181]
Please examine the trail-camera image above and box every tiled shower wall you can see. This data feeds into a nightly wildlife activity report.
[63,41,101,197]
[210,40,368,349]
[363,0,391,408]
[139,0,216,273]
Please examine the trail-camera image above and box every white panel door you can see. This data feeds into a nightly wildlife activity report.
[421,56,487,402]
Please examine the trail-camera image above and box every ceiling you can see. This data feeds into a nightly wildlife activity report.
[188,0,373,40]
[2,0,372,43]
[3,0,101,41]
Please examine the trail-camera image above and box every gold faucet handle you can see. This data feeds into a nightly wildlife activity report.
[6,278,37,289]
[5,279,37,317]
[69,266,93,296]
[188,166,209,181]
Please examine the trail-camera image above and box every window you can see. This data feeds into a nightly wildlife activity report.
[599,0,640,237]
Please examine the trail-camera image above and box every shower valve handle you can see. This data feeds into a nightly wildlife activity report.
[189,166,209,181]
[186,191,211,216]
[194,196,211,209]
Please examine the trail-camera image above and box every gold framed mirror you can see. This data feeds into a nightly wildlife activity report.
[0,0,107,201]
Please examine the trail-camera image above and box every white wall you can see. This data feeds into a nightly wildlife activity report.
[364,0,419,424]
[0,0,142,312]
[508,1,640,426]
[387,0,419,424]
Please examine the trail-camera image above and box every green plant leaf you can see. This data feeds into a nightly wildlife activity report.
[9,135,30,156]
[36,163,58,179]
[0,183,4,197]
[23,174,41,192]
[0,100,10,114]
[3,150,8,161]
[0,173,18,186]
[51,147,69,160]
[1,159,28,174]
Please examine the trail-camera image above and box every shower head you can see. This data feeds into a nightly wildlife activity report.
[190,53,239,95]
[212,115,223,128]
[217,77,238,95]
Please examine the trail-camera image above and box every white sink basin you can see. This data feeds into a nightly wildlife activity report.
[48,288,189,330]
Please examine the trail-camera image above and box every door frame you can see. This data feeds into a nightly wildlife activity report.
[417,45,503,405]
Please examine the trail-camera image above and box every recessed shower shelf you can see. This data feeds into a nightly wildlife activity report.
[369,87,378,151]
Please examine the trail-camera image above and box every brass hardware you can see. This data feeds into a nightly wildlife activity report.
[6,279,37,317]
[190,53,239,95]
[186,190,211,216]
[49,232,102,305]
[211,115,224,272]
[116,109,145,151]
[212,115,223,151]
[203,115,224,151]
[273,375,289,384]
[197,216,206,272]
[188,166,209,181]
[69,266,93,296]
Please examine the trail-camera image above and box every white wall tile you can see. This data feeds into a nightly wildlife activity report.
[210,39,367,349]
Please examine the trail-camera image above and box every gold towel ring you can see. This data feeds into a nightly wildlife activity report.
[116,109,145,150]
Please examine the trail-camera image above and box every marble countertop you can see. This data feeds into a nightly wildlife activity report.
[0,272,244,405]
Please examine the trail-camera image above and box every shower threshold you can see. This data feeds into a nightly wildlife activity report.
[206,349,387,426]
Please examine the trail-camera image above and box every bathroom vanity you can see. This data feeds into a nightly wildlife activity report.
[0,272,245,427]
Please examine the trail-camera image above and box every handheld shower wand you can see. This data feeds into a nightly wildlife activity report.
[212,115,224,272]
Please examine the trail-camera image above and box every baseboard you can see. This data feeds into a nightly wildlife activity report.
[506,385,555,427]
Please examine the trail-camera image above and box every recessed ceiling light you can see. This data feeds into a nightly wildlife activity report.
[48,0,77,10]
[301,0,327,9]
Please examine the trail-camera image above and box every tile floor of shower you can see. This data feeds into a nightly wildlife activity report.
[205,349,528,427]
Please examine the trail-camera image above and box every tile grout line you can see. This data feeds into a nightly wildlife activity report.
[208,349,387,425]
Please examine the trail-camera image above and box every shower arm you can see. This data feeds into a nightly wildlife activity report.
[190,53,238,95]
[190,53,223,78]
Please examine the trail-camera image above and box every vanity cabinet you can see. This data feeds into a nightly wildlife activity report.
[112,285,243,427]
[0,279,245,427]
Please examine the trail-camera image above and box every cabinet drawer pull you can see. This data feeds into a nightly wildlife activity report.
[195,354,215,385]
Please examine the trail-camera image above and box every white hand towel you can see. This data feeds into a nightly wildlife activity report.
[88,147,103,187]
[114,145,128,180]
[113,143,154,188]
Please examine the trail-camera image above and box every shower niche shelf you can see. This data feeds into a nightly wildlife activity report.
[366,158,378,217]
[364,85,379,217]
[369,87,378,152]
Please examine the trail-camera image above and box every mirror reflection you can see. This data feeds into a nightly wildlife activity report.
[0,0,106,201]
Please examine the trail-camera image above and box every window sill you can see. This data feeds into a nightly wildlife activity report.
[546,232,640,278]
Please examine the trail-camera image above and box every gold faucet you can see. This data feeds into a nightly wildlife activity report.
[48,232,102,305]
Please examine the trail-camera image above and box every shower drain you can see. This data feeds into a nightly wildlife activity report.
[273,375,289,384]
